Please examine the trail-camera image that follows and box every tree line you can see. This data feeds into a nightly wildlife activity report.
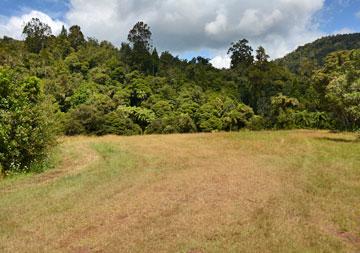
[0,18,359,174]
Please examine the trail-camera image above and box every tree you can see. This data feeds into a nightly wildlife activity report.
[52,25,71,59]
[270,94,299,128]
[151,48,160,76]
[0,68,58,174]
[255,46,269,64]
[326,75,360,129]
[59,25,68,39]
[227,39,254,68]
[313,50,360,129]
[128,21,152,51]
[127,22,153,73]
[22,18,52,53]
[68,25,85,50]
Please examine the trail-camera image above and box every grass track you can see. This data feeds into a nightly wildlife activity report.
[0,130,359,252]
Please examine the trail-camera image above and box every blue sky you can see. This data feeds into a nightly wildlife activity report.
[0,0,359,67]
[319,0,360,33]
[0,0,69,19]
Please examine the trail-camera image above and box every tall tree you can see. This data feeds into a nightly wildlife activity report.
[255,46,269,64]
[151,48,160,76]
[68,25,85,50]
[120,42,132,65]
[127,21,153,73]
[22,18,52,53]
[128,21,152,51]
[59,25,68,39]
[227,39,254,69]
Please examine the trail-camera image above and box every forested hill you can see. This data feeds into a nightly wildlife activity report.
[277,33,360,74]
[1,18,360,174]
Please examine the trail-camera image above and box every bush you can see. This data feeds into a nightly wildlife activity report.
[293,110,334,129]
[196,103,222,132]
[246,115,267,130]
[0,68,58,173]
[273,109,334,130]
[117,106,155,130]
[102,110,142,135]
[64,104,104,135]
[199,115,223,132]
[222,103,255,131]
[177,113,197,133]
[145,113,197,134]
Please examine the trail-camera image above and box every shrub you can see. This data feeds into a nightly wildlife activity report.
[222,103,255,131]
[199,115,223,132]
[117,106,155,130]
[64,104,104,135]
[102,110,142,135]
[145,113,197,134]
[293,110,334,129]
[177,113,197,133]
[275,109,297,129]
[196,103,222,132]
[0,68,58,173]
[246,115,267,130]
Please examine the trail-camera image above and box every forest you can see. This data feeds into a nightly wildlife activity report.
[0,18,359,174]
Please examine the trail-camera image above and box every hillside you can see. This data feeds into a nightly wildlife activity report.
[1,19,360,176]
[277,33,360,73]
[1,131,360,252]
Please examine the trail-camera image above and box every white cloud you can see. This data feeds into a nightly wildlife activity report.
[210,54,231,69]
[205,13,228,36]
[0,10,65,39]
[0,0,326,68]
[64,0,325,66]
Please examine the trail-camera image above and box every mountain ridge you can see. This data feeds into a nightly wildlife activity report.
[276,33,360,73]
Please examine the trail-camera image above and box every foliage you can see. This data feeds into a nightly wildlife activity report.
[313,50,360,130]
[22,18,52,53]
[255,46,269,64]
[128,21,152,51]
[277,33,360,74]
[68,25,86,51]
[102,109,142,135]
[0,68,58,173]
[1,18,360,173]
[127,22,155,73]
[228,39,254,68]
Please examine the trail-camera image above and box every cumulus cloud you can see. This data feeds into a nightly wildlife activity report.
[210,54,231,69]
[64,0,325,67]
[205,13,228,36]
[0,10,65,39]
[0,0,326,68]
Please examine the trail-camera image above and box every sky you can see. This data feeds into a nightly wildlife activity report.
[0,0,359,68]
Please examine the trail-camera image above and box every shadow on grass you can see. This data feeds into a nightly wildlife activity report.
[315,137,360,143]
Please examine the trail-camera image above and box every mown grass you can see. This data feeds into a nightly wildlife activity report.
[0,130,359,252]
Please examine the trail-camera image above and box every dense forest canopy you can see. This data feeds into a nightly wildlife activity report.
[0,18,359,173]
[277,33,360,74]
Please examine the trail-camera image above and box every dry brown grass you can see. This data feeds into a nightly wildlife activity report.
[0,130,359,252]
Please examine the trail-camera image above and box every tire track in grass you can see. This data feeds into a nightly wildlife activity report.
[0,138,100,193]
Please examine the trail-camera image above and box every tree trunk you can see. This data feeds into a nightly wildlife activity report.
[0,164,4,179]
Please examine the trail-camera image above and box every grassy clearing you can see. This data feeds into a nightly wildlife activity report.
[0,130,359,252]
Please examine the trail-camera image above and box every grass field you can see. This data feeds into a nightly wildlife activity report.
[0,130,359,252]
